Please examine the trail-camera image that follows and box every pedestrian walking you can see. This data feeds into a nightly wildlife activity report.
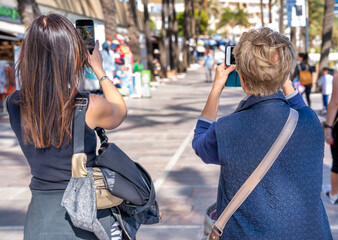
[101,41,116,80]
[292,52,314,107]
[318,67,334,114]
[193,28,332,239]
[324,72,338,205]
[203,49,215,82]
[5,14,127,239]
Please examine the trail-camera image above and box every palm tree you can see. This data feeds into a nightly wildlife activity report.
[319,0,335,70]
[126,0,141,63]
[269,0,272,23]
[279,0,284,34]
[100,0,117,40]
[160,0,169,77]
[182,0,191,71]
[172,0,181,72]
[17,0,41,28]
[197,0,219,34]
[168,0,178,72]
[260,0,264,27]
[142,0,154,75]
[217,7,249,34]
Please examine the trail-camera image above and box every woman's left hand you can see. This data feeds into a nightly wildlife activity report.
[325,128,334,145]
[212,63,237,93]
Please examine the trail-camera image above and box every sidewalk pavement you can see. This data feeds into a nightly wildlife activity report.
[0,65,337,239]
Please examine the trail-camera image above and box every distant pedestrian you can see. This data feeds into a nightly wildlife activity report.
[6,14,127,239]
[101,41,116,80]
[203,49,214,82]
[324,72,338,205]
[214,47,225,66]
[318,67,333,113]
[292,52,314,107]
[193,28,332,239]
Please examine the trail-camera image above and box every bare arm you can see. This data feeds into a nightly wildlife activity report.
[86,41,127,130]
[325,72,338,145]
[201,63,236,120]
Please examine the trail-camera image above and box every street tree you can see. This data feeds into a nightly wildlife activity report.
[17,0,41,28]
[100,0,117,40]
[168,0,179,72]
[260,0,264,27]
[142,0,154,75]
[217,7,249,36]
[279,0,284,33]
[126,0,141,63]
[160,0,169,77]
[196,0,219,37]
[319,0,335,70]
[178,10,208,36]
[309,0,324,48]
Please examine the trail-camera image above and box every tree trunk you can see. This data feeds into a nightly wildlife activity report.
[279,0,284,34]
[17,0,41,28]
[168,1,176,72]
[100,0,117,40]
[127,0,141,63]
[319,0,335,70]
[269,0,272,23]
[183,0,190,72]
[160,0,168,78]
[173,0,182,73]
[290,27,296,49]
[190,0,195,64]
[260,0,264,27]
[143,0,154,75]
[196,0,203,38]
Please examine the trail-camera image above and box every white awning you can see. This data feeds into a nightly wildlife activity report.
[0,20,25,36]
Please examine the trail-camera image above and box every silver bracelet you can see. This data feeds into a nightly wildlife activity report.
[99,75,109,85]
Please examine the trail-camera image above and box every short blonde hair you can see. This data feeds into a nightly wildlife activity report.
[233,28,296,96]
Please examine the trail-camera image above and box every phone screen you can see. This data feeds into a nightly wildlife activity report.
[76,20,95,54]
[225,46,236,66]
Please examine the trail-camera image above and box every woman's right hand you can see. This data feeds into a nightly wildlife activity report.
[212,63,237,93]
[88,40,105,78]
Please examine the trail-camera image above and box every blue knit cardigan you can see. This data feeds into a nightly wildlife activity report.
[193,91,332,239]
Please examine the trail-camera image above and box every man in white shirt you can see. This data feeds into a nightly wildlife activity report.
[318,67,334,113]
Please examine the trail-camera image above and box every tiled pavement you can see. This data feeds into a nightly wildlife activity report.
[0,66,337,239]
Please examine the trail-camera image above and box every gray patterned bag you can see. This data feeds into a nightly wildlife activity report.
[61,167,110,240]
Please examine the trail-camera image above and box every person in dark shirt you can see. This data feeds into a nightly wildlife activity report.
[292,52,314,107]
[6,14,127,239]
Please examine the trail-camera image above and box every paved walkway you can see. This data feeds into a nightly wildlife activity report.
[0,66,337,239]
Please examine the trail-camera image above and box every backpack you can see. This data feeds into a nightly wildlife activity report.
[298,64,312,86]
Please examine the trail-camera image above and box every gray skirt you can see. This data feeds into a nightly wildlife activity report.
[24,190,113,240]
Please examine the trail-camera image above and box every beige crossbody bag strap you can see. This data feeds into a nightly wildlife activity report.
[212,108,299,237]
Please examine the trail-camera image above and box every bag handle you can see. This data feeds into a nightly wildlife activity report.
[73,93,89,154]
[212,108,299,237]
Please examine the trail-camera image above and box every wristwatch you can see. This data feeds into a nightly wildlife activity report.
[323,123,333,129]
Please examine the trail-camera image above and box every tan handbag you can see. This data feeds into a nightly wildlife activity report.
[72,97,123,210]
[204,109,299,240]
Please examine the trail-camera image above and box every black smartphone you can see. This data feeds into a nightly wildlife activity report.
[224,46,241,87]
[76,19,95,54]
[225,45,235,66]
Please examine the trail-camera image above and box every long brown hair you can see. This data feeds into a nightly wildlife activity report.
[16,14,88,148]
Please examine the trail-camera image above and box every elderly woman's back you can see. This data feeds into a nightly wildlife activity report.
[193,28,332,239]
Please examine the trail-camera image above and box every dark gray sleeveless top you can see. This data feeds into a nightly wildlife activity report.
[6,90,97,190]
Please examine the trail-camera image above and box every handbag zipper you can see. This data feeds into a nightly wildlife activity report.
[116,206,132,240]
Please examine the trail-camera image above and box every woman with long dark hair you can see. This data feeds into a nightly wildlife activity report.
[6,14,127,239]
